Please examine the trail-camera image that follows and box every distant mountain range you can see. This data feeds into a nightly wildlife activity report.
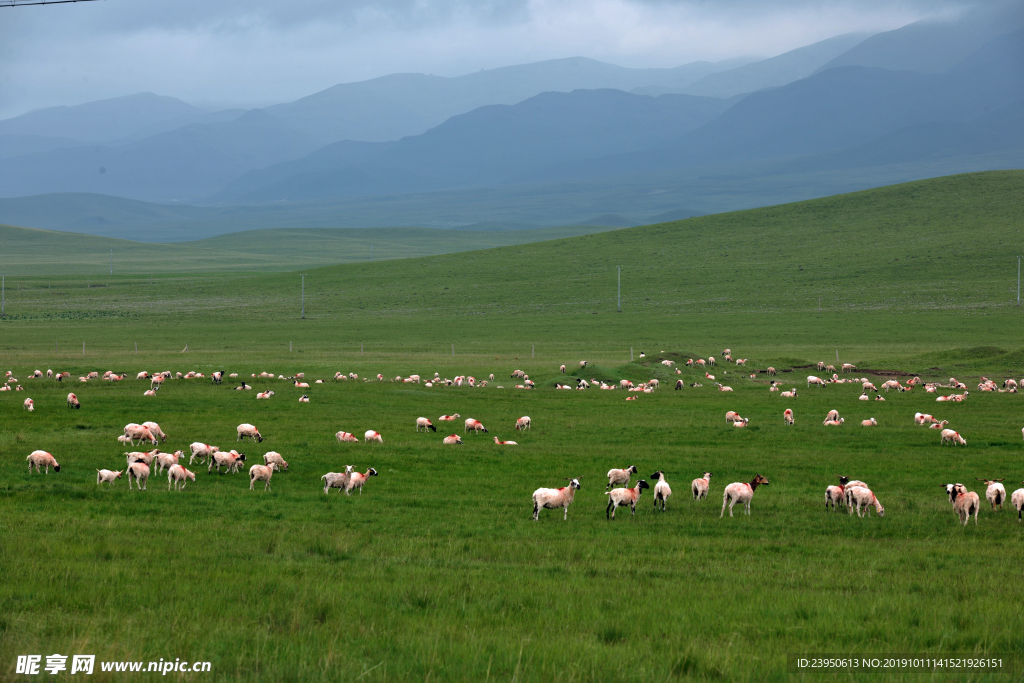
[0,2,1022,240]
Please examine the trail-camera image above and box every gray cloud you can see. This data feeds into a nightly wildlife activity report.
[0,0,974,118]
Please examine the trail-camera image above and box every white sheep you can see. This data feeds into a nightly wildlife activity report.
[515,416,531,431]
[721,474,769,517]
[783,408,794,425]
[123,423,156,446]
[127,462,150,490]
[946,483,980,525]
[66,392,80,408]
[364,430,383,443]
[691,472,712,500]
[209,449,246,474]
[153,451,182,474]
[23,398,34,411]
[806,376,825,387]
[346,467,378,494]
[298,395,310,403]
[493,437,517,445]
[532,477,581,521]
[125,450,157,468]
[263,451,289,471]
[846,486,884,517]
[96,469,122,486]
[825,476,849,511]
[940,428,966,446]
[249,463,278,491]
[725,411,740,423]
[464,419,488,434]
[336,431,359,443]
[733,417,749,427]
[167,464,196,491]
[651,470,671,511]
[861,418,878,427]
[442,434,464,445]
[1012,484,1024,522]
[189,442,219,465]
[416,417,437,433]
[780,389,798,398]
[976,478,1006,510]
[606,465,638,491]
[606,480,650,519]
[322,466,354,494]
[142,421,167,442]
[236,423,263,443]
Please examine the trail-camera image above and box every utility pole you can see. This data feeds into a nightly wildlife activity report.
[617,266,621,312]
[2,274,4,316]
[110,249,113,276]
[301,274,305,319]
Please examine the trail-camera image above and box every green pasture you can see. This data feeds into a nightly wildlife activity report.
[2,171,1024,681]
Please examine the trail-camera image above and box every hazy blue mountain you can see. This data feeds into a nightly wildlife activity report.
[816,1,1024,74]
[210,89,733,204]
[678,33,870,98]
[0,134,84,159]
[0,109,322,201]
[0,93,205,143]
[263,56,754,144]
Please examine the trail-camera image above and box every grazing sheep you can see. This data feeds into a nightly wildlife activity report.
[721,474,770,517]
[861,418,878,427]
[127,462,150,490]
[189,442,219,465]
[209,449,246,474]
[263,451,289,471]
[125,451,157,468]
[96,469,122,486]
[784,408,794,425]
[515,416,531,431]
[976,479,1006,510]
[825,409,840,422]
[236,423,263,443]
[940,429,967,446]
[142,421,167,443]
[559,365,566,374]
[929,420,949,429]
[464,419,488,434]
[841,364,856,373]
[442,434,464,445]
[336,431,359,443]
[364,430,383,444]
[846,486,884,517]
[825,476,849,511]
[67,392,80,409]
[725,411,740,423]
[607,465,638,491]
[346,467,378,495]
[416,417,437,433]
[249,463,278,491]
[1011,484,1024,521]
[651,471,671,511]
[167,464,196,491]
[532,477,581,521]
[806,376,826,387]
[606,480,650,519]
[675,379,684,390]
[26,450,60,473]
[691,472,712,500]
[123,423,157,446]
[322,466,354,494]
[23,398,33,411]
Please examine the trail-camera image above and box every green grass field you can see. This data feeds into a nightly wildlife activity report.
[2,171,1024,681]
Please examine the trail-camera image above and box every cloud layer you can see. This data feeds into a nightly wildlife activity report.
[0,0,966,118]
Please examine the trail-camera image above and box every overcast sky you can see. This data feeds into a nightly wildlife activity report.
[0,0,972,119]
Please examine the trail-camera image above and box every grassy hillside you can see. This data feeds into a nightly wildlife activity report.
[0,223,625,275]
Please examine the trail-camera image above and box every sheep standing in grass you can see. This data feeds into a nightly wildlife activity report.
[606,465,638,491]
[940,429,966,446]
[189,442,219,465]
[946,483,980,525]
[345,467,378,494]
[336,431,359,443]
[236,423,263,443]
[67,393,80,409]
[97,469,122,486]
[651,471,671,511]
[322,466,354,494]
[606,480,650,519]
[846,486,884,517]
[721,474,769,517]
[691,472,712,500]
[123,423,156,446]
[464,419,488,434]
[127,462,149,490]
[532,477,581,521]
[154,451,182,475]
[977,478,1006,510]
[515,416,531,431]
[783,408,794,425]
[249,463,278,491]
[416,417,437,433]
[23,398,34,411]
[167,464,196,491]
[142,421,167,443]
[364,430,383,443]
[210,450,246,474]
[125,451,157,468]
[263,452,289,471]
[825,476,849,511]
[1012,484,1024,521]
[27,450,60,473]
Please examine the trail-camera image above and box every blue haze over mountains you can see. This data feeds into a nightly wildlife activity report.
[0,2,1022,241]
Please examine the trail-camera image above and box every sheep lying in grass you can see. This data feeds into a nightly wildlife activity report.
[532,477,581,521]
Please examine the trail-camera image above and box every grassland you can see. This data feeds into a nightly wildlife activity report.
[2,171,1024,681]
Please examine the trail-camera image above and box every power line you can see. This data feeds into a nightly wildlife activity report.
[1,0,105,6]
